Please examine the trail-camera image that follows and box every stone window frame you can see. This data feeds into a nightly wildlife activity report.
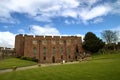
[43,47,46,55]
[51,40,56,45]
[43,56,46,61]
[60,47,63,54]
[33,40,37,45]
[67,40,71,45]
[52,47,56,54]
[67,47,71,54]
[59,40,63,45]
[61,55,63,60]
[42,40,47,45]
[68,55,71,59]
[33,47,37,55]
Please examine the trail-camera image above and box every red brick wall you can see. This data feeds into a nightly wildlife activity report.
[15,34,24,57]
[15,34,84,63]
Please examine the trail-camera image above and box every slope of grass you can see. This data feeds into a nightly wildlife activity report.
[92,52,120,60]
[0,58,37,69]
[0,53,120,80]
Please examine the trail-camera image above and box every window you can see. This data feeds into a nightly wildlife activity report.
[43,47,46,55]
[67,40,71,45]
[42,40,47,45]
[53,47,56,54]
[69,55,71,59]
[67,47,71,54]
[60,47,63,54]
[33,40,37,45]
[59,40,63,45]
[33,47,37,54]
[51,40,56,45]
[43,56,46,60]
[61,55,63,60]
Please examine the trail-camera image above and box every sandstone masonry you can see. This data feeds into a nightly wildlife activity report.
[15,34,83,63]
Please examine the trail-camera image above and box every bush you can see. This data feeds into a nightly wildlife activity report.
[20,56,27,60]
[20,56,38,62]
[16,56,21,58]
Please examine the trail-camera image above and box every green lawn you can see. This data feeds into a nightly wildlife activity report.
[0,53,120,80]
[0,58,37,69]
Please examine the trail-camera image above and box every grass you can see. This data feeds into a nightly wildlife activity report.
[0,58,37,69]
[0,53,120,80]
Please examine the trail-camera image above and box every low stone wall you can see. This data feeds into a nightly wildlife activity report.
[0,47,15,60]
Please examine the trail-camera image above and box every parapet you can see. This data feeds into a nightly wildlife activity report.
[15,34,82,40]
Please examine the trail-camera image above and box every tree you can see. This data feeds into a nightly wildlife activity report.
[83,32,105,53]
[101,30,119,44]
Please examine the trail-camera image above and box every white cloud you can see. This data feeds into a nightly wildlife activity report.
[18,29,25,34]
[0,24,85,48]
[65,20,76,25]
[0,24,60,48]
[80,5,111,21]
[92,17,103,24]
[30,25,60,36]
[0,0,118,24]
[0,31,15,48]
[110,0,120,15]
[75,34,84,41]
[61,9,78,18]
[65,20,71,25]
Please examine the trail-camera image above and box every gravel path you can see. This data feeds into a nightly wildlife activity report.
[0,61,79,74]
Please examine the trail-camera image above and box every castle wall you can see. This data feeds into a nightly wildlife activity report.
[15,34,84,63]
[15,34,24,57]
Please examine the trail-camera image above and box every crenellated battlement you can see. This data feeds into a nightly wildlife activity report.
[16,34,81,40]
[15,34,83,63]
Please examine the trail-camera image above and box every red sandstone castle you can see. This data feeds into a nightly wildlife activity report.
[15,34,83,63]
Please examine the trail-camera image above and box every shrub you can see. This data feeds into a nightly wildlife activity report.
[20,56,27,60]
[20,56,38,62]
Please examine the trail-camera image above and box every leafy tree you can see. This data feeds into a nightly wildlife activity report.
[83,32,105,53]
[101,30,119,44]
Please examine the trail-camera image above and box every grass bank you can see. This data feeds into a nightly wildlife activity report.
[0,58,37,70]
[0,53,120,80]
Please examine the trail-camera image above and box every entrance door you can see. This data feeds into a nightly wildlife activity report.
[75,56,77,61]
[52,56,55,63]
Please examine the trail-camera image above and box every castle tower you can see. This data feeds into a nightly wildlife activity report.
[15,34,84,63]
[15,34,24,57]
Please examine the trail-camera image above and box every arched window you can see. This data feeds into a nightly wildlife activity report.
[33,47,37,54]
[33,40,37,45]
[61,55,63,60]
[43,56,46,61]
[67,47,71,54]
[69,55,71,59]
[60,47,63,54]
[52,40,56,45]
[42,40,47,45]
[59,40,63,45]
[67,40,71,45]
[43,47,46,55]
[53,47,56,54]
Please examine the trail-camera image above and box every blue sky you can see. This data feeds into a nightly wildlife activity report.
[0,0,120,48]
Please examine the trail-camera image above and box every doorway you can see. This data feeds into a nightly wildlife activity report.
[52,56,55,63]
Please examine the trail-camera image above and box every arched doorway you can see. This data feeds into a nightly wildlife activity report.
[52,56,55,63]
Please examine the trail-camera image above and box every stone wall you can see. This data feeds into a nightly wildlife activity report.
[0,47,15,60]
[15,34,83,63]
